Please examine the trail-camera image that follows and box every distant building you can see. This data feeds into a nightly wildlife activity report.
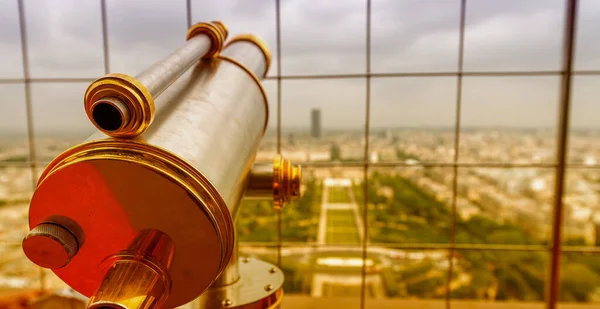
[311,109,321,138]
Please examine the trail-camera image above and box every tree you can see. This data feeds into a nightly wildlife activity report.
[560,262,600,302]
[486,229,527,245]
[330,143,341,161]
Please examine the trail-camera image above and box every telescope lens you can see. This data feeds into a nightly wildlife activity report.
[93,102,124,131]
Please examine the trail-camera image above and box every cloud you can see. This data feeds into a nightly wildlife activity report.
[0,84,28,133]
[460,76,560,128]
[571,76,600,128]
[0,0,599,134]
[370,77,457,128]
[191,0,278,75]
[0,0,24,78]
[24,0,105,77]
[281,78,366,130]
[575,0,600,69]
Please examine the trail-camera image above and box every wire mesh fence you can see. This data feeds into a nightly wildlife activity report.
[1,0,599,308]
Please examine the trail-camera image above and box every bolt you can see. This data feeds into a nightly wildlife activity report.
[22,223,79,269]
[264,284,273,292]
[242,257,250,263]
[269,267,277,274]
[222,299,232,307]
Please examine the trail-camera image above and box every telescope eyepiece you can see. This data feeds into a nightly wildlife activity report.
[91,97,130,132]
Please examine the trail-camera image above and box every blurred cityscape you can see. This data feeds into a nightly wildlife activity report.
[0,0,598,307]
[1,121,599,304]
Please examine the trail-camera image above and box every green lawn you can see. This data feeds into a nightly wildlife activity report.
[325,209,360,244]
[328,186,352,203]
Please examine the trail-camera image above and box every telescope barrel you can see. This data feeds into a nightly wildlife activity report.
[135,34,212,100]
[98,33,272,216]
[85,22,228,138]
[134,21,228,101]
[24,20,301,309]
[221,34,271,78]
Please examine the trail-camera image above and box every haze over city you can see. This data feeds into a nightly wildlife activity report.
[1,0,600,134]
[0,0,600,307]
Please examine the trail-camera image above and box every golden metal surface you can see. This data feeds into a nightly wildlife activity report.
[212,234,240,288]
[32,140,234,308]
[224,34,271,77]
[28,23,276,309]
[87,230,174,309]
[197,258,284,309]
[134,33,213,101]
[86,21,227,138]
[245,156,302,208]
[216,55,269,136]
[114,52,269,215]
[211,21,229,40]
[186,22,225,58]
[38,138,235,262]
[273,155,302,209]
[244,164,274,200]
[84,73,155,138]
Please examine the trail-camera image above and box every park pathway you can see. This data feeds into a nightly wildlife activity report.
[312,178,384,298]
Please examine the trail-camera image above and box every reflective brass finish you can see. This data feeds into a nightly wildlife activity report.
[273,155,302,209]
[32,141,233,308]
[22,223,78,269]
[244,164,274,200]
[211,21,229,40]
[224,34,271,77]
[25,22,296,309]
[197,258,284,309]
[212,235,240,288]
[135,33,212,99]
[186,22,226,58]
[86,21,227,138]
[31,36,271,307]
[87,229,174,309]
[84,73,154,137]
[95,40,270,214]
[216,56,269,135]
[218,34,272,135]
[245,155,302,209]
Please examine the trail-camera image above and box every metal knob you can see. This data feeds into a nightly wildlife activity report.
[22,223,79,269]
[273,155,302,209]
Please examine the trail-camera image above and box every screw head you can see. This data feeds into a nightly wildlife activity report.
[22,223,78,269]
[242,257,250,263]
[222,299,233,307]
[264,284,273,292]
[269,267,277,274]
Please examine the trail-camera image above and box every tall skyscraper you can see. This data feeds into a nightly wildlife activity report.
[311,108,321,138]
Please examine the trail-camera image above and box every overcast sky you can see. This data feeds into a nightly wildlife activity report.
[0,0,599,136]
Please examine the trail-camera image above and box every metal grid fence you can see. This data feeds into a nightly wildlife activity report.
[1,0,598,308]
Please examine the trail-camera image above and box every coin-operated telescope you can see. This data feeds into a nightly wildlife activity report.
[22,21,301,309]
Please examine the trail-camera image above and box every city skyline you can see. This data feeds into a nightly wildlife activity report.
[0,1,599,306]
[0,124,598,136]
[1,127,600,302]
[1,1,600,133]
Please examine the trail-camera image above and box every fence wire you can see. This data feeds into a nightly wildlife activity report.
[3,0,594,308]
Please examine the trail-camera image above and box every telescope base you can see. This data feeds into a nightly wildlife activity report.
[198,258,284,309]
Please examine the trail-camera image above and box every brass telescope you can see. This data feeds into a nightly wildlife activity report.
[22,21,300,309]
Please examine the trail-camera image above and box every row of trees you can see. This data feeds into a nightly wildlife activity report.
[237,170,600,301]
[366,171,600,302]
[237,177,322,242]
